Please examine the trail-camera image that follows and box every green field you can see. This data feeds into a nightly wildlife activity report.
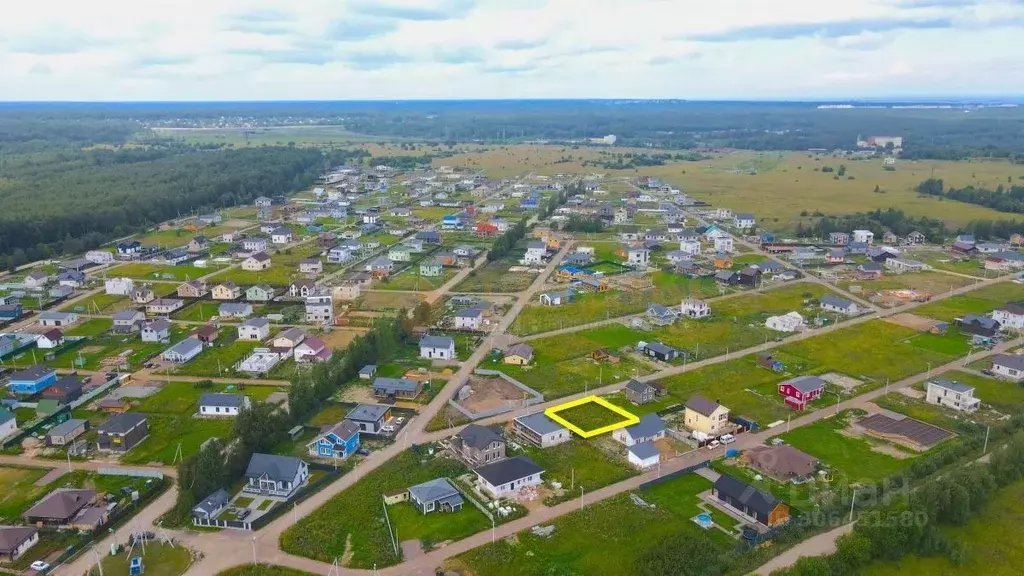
[172,301,225,322]
[64,317,114,337]
[88,542,192,576]
[207,265,305,288]
[110,262,223,282]
[60,293,130,314]
[454,255,536,293]
[122,413,233,465]
[167,339,261,378]
[555,403,632,432]
[513,440,636,505]
[377,267,457,291]
[448,473,731,576]
[36,329,175,371]
[386,498,491,547]
[913,281,1024,321]
[216,565,317,576]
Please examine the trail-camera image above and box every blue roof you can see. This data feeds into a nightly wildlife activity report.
[515,412,567,435]
[420,335,454,349]
[629,441,660,460]
[624,414,665,439]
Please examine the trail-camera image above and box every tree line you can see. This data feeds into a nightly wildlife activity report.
[795,208,948,243]
[916,177,1024,214]
[487,218,529,261]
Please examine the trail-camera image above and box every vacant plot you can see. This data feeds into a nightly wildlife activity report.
[501,353,654,400]
[89,542,193,576]
[915,250,987,277]
[207,264,303,287]
[454,257,536,293]
[387,498,490,550]
[356,291,425,311]
[42,331,171,371]
[60,293,130,314]
[840,270,976,302]
[172,301,223,322]
[513,440,636,505]
[63,318,114,337]
[376,267,457,291]
[913,281,1024,321]
[168,339,261,378]
[110,262,224,282]
[884,313,940,331]
[132,381,283,415]
[0,466,50,522]
[555,402,632,432]
[122,413,233,465]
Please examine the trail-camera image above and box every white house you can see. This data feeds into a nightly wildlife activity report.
[271,227,293,244]
[238,317,271,341]
[38,311,77,327]
[198,393,251,417]
[239,348,282,374]
[992,303,1024,331]
[162,337,203,363]
[734,213,756,229]
[473,456,544,498]
[710,234,735,253]
[454,308,483,331]
[991,354,1024,382]
[104,277,135,296]
[294,337,332,363]
[243,238,268,252]
[612,414,666,447]
[626,247,650,268]
[679,240,702,257]
[243,454,309,499]
[680,299,710,319]
[36,329,64,349]
[524,242,548,265]
[820,295,860,316]
[86,250,115,264]
[925,379,980,413]
[766,311,806,333]
[853,230,875,244]
[0,409,18,441]
[420,335,455,360]
[627,442,661,469]
[387,246,412,262]
[140,319,171,342]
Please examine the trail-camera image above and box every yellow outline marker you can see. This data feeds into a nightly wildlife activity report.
[545,395,640,438]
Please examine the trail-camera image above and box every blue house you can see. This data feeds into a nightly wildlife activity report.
[520,197,539,209]
[0,304,23,320]
[442,215,463,230]
[307,420,361,459]
[8,365,58,395]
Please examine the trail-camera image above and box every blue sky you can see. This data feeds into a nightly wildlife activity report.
[1,0,1023,100]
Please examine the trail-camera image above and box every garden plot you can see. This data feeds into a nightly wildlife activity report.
[819,372,865,394]
[455,372,541,416]
[884,312,941,331]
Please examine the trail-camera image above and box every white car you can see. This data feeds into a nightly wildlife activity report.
[706,440,721,450]
[30,561,50,572]
[720,434,736,444]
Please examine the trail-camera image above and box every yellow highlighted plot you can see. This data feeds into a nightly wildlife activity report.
[545,395,640,438]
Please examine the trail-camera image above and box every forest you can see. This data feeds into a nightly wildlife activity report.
[915,177,1024,214]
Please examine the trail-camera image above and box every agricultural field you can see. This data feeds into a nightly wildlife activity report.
[913,281,1024,321]
[59,293,130,314]
[447,474,732,576]
[280,451,473,568]
[109,262,224,282]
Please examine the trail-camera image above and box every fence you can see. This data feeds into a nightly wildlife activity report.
[98,467,165,479]
[193,517,252,530]
[248,462,343,531]
[1,404,71,449]
[637,460,710,490]
[446,369,545,421]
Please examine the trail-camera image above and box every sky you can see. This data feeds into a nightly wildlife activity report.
[1,0,1024,101]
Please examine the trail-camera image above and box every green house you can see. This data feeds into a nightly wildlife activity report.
[420,260,443,277]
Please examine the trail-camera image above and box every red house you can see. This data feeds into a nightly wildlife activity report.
[778,376,826,410]
[474,223,499,237]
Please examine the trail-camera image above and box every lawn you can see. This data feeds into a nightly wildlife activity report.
[121,414,234,465]
[308,403,352,427]
[172,301,223,322]
[280,451,472,568]
[206,264,305,288]
[454,256,536,293]
[512,440,636,505]
[913,281,1024,321]
[447,474,731,576]
[88,542,193,576]
[0,466,50,522]
[217,566,317,576]
[168,339,261,378]
[64,318,114,337]
[60,293,130,314]
[941,370,1024,413]
[386,498,491,546]
[376,267,457,291]
[133,381,284,415]
[776,411,917,482]
[554,403,632,432]
[110,262,223,282]
[499,351,655,400]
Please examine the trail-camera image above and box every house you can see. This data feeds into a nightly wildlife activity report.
[305,291,333,323]
[273,327,306,350]
[7,366,57,394]
[524,242,548,264]
[820,295,860,316]
[219,302,253,318]
[828,232,850,245]
[713,475,789,527]
[140,319,171,342]
[857,262,884,279]
[645,304,677,327]
[714,236,735,253]
[738,267,762,287]
[408,478,464,514]
[905,231,927,245]
[373,377,424,400]
[188,236,209,253]
[416,231,442,245]
[243,238,268,252]
[826,249,847,264]
[852,229,874,244]
[514,412,571,447]
[455,308,484,330]
[420,260,443,277]
[96,413,149,453]
[56,270,85,288]
[191,489,230,521]
[23,271,50,288]
[885,258,927,273]
[926,379,980,413]
[734,213,756,229]
[255,196,272,207]
[0,526,38,562]
[36,328,64,349]
[958,314,1001,338]
[951,241,977,255]
[104,277,134,296]
[271,227,293,244]
[612,413,666,446]
[86,250,115,264]
[778,375,826,410]
[190,324,220,344]
[238,317,270,341]
[212,282,242,300]
[242,252,272,271]
[41,374,83,403]
[177,280,208,298]
[0,303,23,321]
[345,404,391,435]
[295,337,333,363]
[132,286,155,304]
[765,311,806,333]
[199,393,251,417]
[846,241,869,256]
[628,442,661,469]
[334,282,361,301]
[976,242,1006,254]
[504,343,535,365]
[679,239,702,257]
[358,365,377,380]
[742,445,818,482]
[23,489,98,528]
[290,279,317,298]
[38,311,77,327]
[246,284,276,302]
[51,285,76,300]
[45,418,88,446]
[308,420,361,460]
[243,453,309,499]
[162,338,203,363]
[146,298,183,315]
[539,289,574,306]
[992,302,1024,330]
[454,424,506,465]
[117,240,143,255]
[626,246,651,268]
[366,257,393,277]
[990,354,1024,382]
[420,335,456,360]
[473,456,544,498]
[0,409,16,440]
[300,258,323,274]
[641,341,680,362]
[684,395,731,436]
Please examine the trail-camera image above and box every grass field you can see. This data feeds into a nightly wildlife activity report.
[376,267,457,291]
[913,281,1024,321]
[0,466,50,522]
[64,318,114,336]
[913,250,988,277]
[454,256,536,293]
[554,403,632,432]
[39,329,173,371]
[122,413,234,465]
[60,293,130,314]
[207,265,305,288]
[172,301,223,322]
[513,440,636,504]
[217,565,317,576]
[838,270,976,297]
[448,473,730,576]
[110,262,224,282]
[88,543,192,576]
[167,339,261,378]
[386,498,491,547]
[280,451,471,568]
[355,291,424,311]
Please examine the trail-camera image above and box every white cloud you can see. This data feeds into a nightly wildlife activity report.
[0,0,1022,100]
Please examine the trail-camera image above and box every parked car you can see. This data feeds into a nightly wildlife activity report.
[30,561,50,572]
[356,448,370,456]
[982,369,996,376]
[720,434,736,444]
[706,440,721,450]
[237,509,251,520]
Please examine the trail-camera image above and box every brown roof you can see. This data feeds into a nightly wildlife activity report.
[191,325,219,339]
[0,526,37,553]
[744,445,817,479]
[23,489,96,521]
[41,328,64,341]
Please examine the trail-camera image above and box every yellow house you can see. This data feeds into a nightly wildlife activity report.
[241,252,272,271]
[683,395,730,435]
[504,344,535,366]
[212,282,242,300]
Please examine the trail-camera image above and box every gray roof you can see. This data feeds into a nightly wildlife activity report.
[784,376,826,394]
[625,379,652,394]
[455,308,482,318]
[39,311,74,320]
[505,344,534,359]
[930,379,974,394]
[736,213,755,219]
[714,474,779,517]
[320,419,360,441]
[276,327,306,341]
[0,526,38,552]
[515,412,567,436]
[998,302,1024,316]
[166,338,203,357]
[48,418,87,438]
[527,241,547,250]
[474,456,544,486]
[193,489,230,515]
[200,393,247,408]
[23,489,96,521]
[373,377,421,393]
[112,309,144,321]
[408,477,461,504]
[645,341,677,356]
[686,395,723,417]
[346,403,390,423]
[242,317,270,328]
[358,364,377,375]
[219,303,251,313]
[628,441,660,460]
[10,365,56,381]
[993,354,1024,371]
[623,413,665,439]
[97,413,147,435]
[456,424,503,450]
[245,453,304,482]
[145,319,171,332]
[420,335,454,349]
[821,294,854,309]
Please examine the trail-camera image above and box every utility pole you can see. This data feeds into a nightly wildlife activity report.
[983,426,991,455]
[848,491,857,522]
